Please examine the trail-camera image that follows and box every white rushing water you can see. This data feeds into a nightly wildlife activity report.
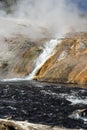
[27,39,62,80]
[2,38,62,82]
[66,95,87,105]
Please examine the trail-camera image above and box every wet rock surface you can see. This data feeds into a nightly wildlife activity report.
[35,33,87,85]
[0,31,87,85]
[0,119,77,130]
[0,81,87,129]
[0,34,47,79]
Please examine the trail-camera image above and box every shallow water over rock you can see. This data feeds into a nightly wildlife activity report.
[0,80,87,129]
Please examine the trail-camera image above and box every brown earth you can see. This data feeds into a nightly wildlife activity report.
[0,34,47,79]
[35,32,87,85]
[0,31,87,85]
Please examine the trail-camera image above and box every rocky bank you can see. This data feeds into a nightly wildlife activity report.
[0,34,47,79]
[35,32,87,85]
[0,119,77,130]
[0,32,87,85]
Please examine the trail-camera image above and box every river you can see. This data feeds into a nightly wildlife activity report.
[0,80,87,129]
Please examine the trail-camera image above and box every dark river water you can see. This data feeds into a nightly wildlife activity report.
[0,80,87,129]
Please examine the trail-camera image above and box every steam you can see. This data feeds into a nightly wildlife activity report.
[0,0,86,39]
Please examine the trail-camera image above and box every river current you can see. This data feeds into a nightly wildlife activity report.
[0,80,87,129]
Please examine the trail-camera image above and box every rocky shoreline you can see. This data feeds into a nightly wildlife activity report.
[0,119,78,130]
[0,81,87,129]
[0,32,87,85]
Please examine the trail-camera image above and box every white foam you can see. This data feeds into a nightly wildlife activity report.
[69,110,87,124]
[66,95,87,105]
[1,78,24,82]
[0,38,62,82]
[27,39,62,80]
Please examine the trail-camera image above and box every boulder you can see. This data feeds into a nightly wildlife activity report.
[0,119,77,130]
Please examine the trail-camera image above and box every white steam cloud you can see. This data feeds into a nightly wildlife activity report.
[0,0,86,39]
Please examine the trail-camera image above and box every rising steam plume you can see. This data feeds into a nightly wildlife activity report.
[0,0,86,39]
[0,0,86,81]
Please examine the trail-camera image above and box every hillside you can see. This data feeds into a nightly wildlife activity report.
[0,34,47,79]
[35,32,87,85]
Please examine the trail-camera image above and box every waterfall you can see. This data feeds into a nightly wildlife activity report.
[2,38,62,82]
[27,39,61,80]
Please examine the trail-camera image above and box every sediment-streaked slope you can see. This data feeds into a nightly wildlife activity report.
[35,33,87,85]
[0,32,47,79]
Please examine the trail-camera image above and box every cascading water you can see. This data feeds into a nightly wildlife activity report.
[27,39,62,80]
[2,38,62,81]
